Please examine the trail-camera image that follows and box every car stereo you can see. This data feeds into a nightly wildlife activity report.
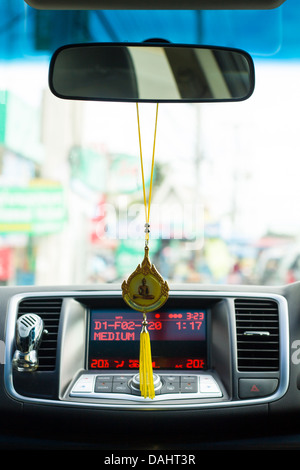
[87,308,208,371]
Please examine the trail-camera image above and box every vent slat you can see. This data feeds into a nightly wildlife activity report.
[17,297,62,371]
[235,298,280,372]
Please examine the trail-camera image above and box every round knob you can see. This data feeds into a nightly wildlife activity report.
[131,373,162,393]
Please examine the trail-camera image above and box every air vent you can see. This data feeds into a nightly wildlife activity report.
[17,297,63,371]
[235,298,279,372]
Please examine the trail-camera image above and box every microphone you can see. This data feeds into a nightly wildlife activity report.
[12,314,46,372]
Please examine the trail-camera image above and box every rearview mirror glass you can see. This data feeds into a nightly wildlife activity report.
[49,43,255,103]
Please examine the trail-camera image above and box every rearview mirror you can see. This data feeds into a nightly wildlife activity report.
[49,42,255,103]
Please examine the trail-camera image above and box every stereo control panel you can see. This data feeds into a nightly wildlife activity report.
[70,372,223,401]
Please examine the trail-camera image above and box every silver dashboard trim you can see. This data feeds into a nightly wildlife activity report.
[69,372,223,401]
[4,289,290,410]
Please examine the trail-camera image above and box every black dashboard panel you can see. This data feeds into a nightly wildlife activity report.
[0,282,300,449]
[88,304,208,371]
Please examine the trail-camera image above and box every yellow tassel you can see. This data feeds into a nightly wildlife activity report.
[139,314,155,399]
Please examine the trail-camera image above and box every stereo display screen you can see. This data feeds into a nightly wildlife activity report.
[88,308,208,370]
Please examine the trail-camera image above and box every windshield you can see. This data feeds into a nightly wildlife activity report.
[0,1,298,287]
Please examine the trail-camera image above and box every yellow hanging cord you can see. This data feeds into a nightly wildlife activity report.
[136,102,159,399]
[136,102,159,244]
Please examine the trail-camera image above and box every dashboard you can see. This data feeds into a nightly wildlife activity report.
[1,282,300,449]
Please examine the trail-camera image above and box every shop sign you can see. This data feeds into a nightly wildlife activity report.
[0,186,66,235]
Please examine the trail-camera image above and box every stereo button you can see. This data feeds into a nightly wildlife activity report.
[181,376,197,383]
[181,382,198,393]
[200,376,220,394]
[113,381,132,394]
[95,377,112,393]
[163,375,180,382]
[161,381,180,394]
[72,375,94,393]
